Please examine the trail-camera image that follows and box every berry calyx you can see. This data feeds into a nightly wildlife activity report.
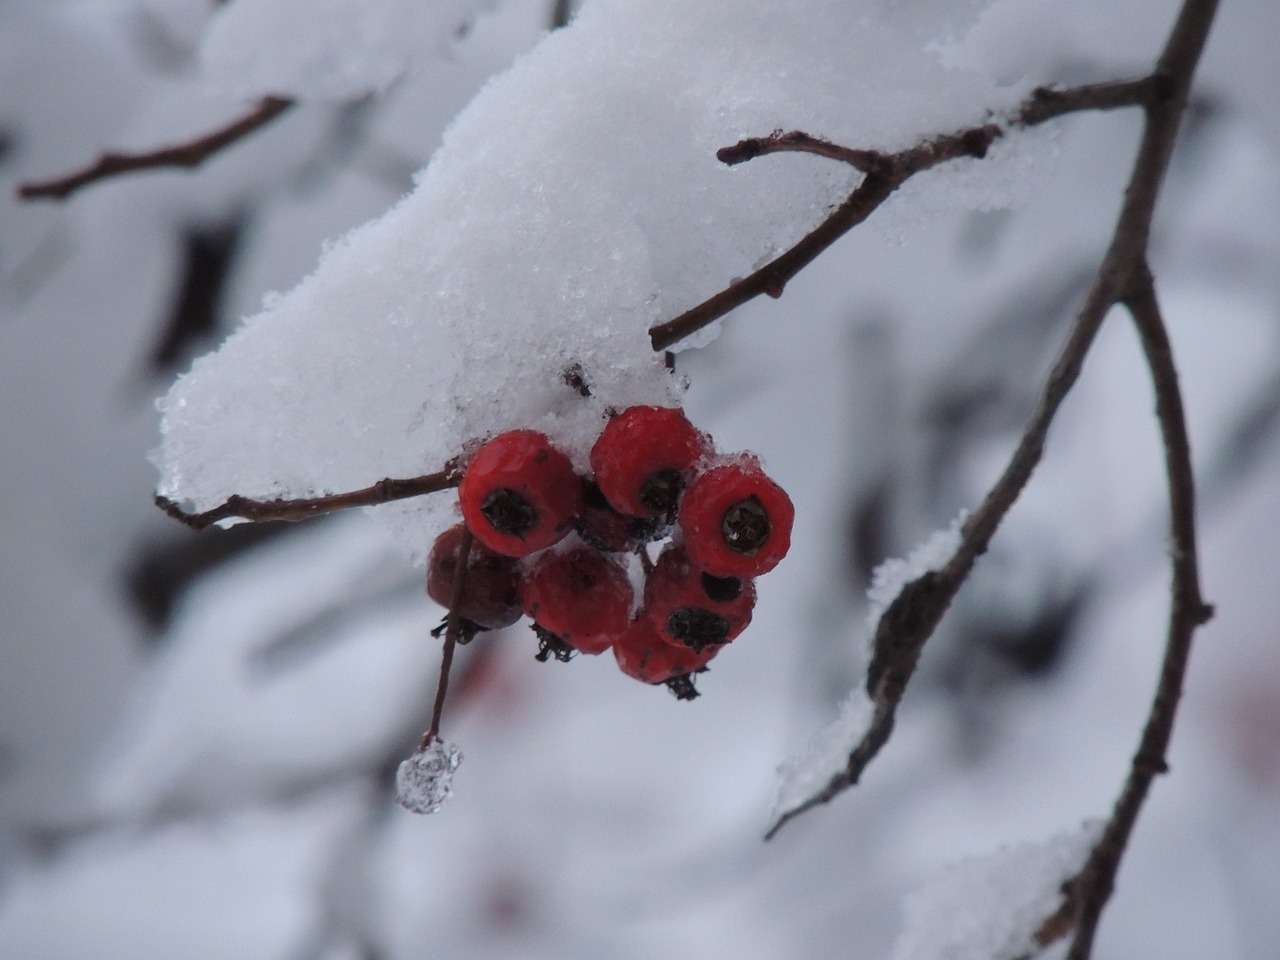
[590,406,711,518]
[426,523,521,632]
[518,546,634,655]
[458,430,583,556]
[678,458,793,578]
[613,615,719,685]
[643,545,756,652]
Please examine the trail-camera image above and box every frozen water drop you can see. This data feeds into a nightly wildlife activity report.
[395,737,463,814]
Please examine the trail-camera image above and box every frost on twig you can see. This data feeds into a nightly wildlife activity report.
[772,517,964,823]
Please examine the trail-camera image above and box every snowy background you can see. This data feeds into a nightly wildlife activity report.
[3,1,1280,958]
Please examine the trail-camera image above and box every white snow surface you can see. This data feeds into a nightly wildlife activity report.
[199,0,496,100]
[158,0,1030,558]
[889,821,1103,960]
[773,514,964,816]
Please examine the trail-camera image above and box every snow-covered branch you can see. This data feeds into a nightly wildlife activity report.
[155,462,462,531]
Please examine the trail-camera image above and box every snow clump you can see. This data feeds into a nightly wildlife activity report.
[158,0,1028,558]
[888,821,1103,960]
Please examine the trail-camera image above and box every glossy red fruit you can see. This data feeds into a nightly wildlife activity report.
[644,545,756,652]
[589,406,711,518]
[458,430,583,557]
[426,524,522,630]
[518,546,634,655]
[678,457,793,578]
[613,615,719,684]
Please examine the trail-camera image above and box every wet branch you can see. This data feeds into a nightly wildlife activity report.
[17,96,294,201]
[765,5,1220,914]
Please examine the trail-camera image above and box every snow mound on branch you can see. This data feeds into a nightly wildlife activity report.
[199,0,495,100]
[889,822,1102,960]
[773,515,964,816]
[158,0,1027,557]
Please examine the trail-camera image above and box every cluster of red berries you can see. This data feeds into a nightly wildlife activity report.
[425,406,793,699]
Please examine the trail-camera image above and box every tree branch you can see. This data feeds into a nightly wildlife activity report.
[1045,271,1212,960]
[155,461,462,531]
[151,77,1155,532]
[17,96,294,202]
[648,78,1150,352]
[767,0,1218,858]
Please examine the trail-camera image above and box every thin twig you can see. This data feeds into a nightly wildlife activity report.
[424,527,473,745]
[155,462,462,531]
[648,78,1151,352]
[1049,270,1213,960]
[17,96,294,202]
[766,0,1218,846]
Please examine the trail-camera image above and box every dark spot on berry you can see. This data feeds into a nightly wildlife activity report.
[700,572,743,603]
[534,449,549,465]
[722,495,770,554]
[664,674,700,700]
[532,623,575,663]
[667,607,730,652]
[638,467,684,515]
[481,488,538,538]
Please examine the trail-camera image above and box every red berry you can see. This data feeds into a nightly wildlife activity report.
[458,430,583,557]
[613,616,719,684]
[589,406,711,518]
[575,479,668,553]
[518,547,634,655]
[426,524,522,630]
[644,545,756,652]
[678,457,793,578]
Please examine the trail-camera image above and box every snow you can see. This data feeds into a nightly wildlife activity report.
[6,0,1280,958]
[866,513,965,618]
[888,822,1102,960]
[156,0,1034,558]
[199,0,498,101]
[395,737,463,814]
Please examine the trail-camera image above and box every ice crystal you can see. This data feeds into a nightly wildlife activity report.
[395,738,463,815]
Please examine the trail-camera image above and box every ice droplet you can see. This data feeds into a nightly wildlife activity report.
[395,738,463,814]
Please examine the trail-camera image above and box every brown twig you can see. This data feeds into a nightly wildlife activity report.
[648,79,1152,353]
[17,96,294,202]
[155,461,462,531]
[766,0,1218,858]
[424,526,473,745]
[1045,271,1212,960]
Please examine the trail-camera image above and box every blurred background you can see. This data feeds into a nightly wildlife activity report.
[2,0,1280,958]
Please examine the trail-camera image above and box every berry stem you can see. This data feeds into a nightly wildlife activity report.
[424,526,474,745]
